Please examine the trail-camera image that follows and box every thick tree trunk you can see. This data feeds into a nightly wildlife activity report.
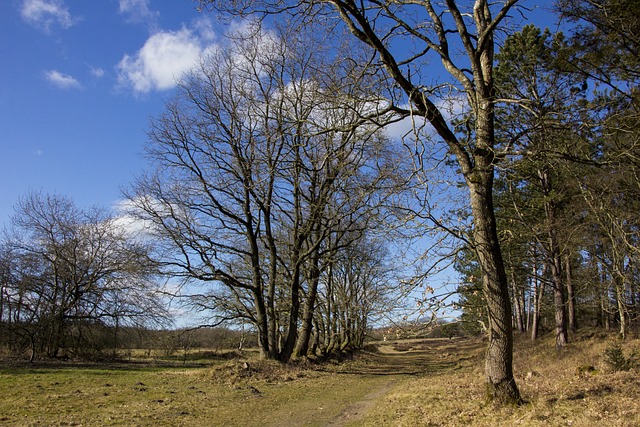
[465,53,520,399]
[49,310,66,358]
[247,215,274,359]
[468,177,520,404]
[253,289,272,359]
[293,257,321,358]
[615,274,627,339]
[310,320,320,355]
[264,219,279,359]
[280,267,301,362]
[550,252,568,348]
[539,168,568,348]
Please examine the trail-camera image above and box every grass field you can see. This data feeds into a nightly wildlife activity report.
[358,332,640,427]
[0,352,393,426]
[1,330,638,426]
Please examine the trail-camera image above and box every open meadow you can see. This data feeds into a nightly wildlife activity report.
[1,330,639,426]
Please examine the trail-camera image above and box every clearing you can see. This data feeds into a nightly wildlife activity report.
[1,332,639,426]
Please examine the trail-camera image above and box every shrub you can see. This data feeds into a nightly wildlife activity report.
[603,341,636,371]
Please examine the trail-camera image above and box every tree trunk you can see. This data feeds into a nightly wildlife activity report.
[615,274,627,339]
[539,167,568,348]
[630,271,638,325]
[280,145,305,362]
[602,283,611,331]
[464,44,520,397]
[531,262,546,341]
[293,254,321,358]
[280,262,301,362]
[468,176,520,404]
[526,278,533,332]
[253,289,271,359]
[113,316,119,358]
[550,252,568,348]
[263,212,279,359]
[564,254,577,332]
[510,266,526,333]
[247,218,273,359]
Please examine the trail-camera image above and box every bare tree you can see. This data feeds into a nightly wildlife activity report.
[127,23,399,361]
[1,192,166,359]
[316,234,394,353]
[199,0,523,402]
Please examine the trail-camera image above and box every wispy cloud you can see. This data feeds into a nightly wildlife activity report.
[384,95,469,143]
[116,20,217,94]
[118,0,159,30]
[112,198,160,241]
[44,70,81,89]
[89,66,105,78]
[192,16,217,42]
[20,0,78,32]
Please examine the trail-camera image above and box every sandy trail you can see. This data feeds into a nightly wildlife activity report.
[323,341,433,426]
[324,379,398,426]
[322,338,480,426]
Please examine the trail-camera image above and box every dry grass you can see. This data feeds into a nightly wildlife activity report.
[1,331,638,426]
[0,351,390,426]
[357,331,640,426]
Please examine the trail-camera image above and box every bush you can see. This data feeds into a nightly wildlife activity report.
[603,341,636,371]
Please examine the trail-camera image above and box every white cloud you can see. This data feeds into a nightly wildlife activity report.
[90,66,105,78]
[112,199,154,240]
[384,94,470,143]
[192,16,217,42]
[118,0,159,28]
[20,0,78,32]
[44,70,81,89]
[116,24,216,94]
[112,197,173,242]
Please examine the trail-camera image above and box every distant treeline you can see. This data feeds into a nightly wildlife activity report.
[0,319,253,361]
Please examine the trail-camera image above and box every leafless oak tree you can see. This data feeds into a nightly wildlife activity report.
[127,24,400,361]
[198,0,523,402]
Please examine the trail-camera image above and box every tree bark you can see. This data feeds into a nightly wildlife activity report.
[614,273,627,339]
[293,252,321,358]
[280,264,301,362]
[538,167,568,348]
[550,252,568,348]
[531,262,545,341]
[564,254,577,332]
[468,174,520,403]
[510,265,526,333]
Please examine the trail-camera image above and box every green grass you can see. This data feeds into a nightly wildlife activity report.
[0,357,390,426]
[2,332,639,426]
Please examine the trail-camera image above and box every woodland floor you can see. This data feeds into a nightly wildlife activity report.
[0,330,639,426]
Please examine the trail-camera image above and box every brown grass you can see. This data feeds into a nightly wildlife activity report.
[357,331,640,426]
[0,330,638,426]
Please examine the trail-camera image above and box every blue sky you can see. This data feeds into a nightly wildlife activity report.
[0,0,560,229]
[0,0,224,227]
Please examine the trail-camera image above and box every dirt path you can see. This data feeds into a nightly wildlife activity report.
[323,338,482,426]
[0,337,484,427]
[324,379,398,426]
